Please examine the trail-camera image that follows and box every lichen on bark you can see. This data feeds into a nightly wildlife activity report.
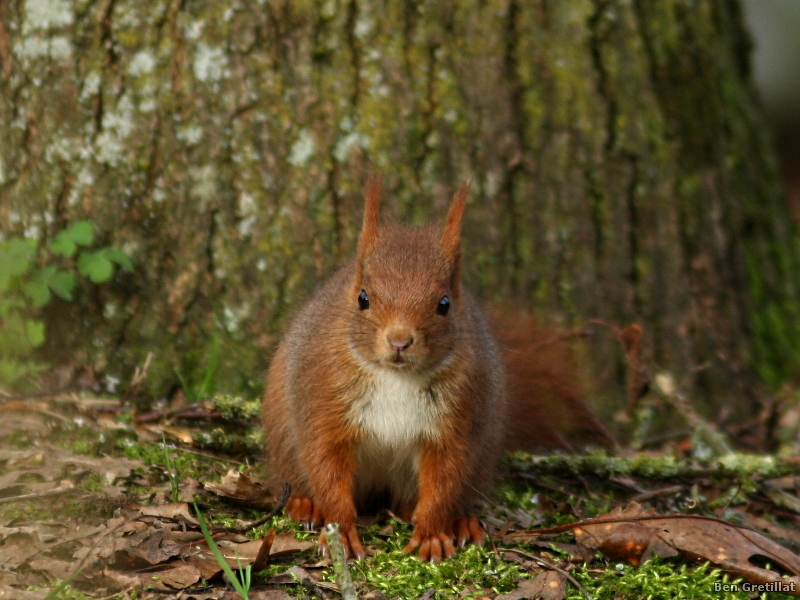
[0,0,796,417]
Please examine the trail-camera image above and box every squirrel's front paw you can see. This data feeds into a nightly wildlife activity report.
[403,516,485,562]
[453,516,485,548]
[402,529,457,563]
[319,522,366,561]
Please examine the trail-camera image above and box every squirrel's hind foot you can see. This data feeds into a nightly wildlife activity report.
[285,495,324,529]
[285,496,367,560]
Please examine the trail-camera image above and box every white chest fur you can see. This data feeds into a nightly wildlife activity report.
[348,368,442,509]
[350,367,441,445]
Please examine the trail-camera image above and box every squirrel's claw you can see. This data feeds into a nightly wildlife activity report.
[402,531,456,563]
[453,516,485,548]
[403,516,485,561]
[319,523,366,561]
[286,495,324,529]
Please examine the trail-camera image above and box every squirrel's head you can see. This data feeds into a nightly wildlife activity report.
[347,175,470,374]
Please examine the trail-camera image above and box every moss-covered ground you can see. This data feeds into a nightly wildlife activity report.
[3,394,800,599]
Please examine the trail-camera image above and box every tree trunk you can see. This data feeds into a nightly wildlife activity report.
[1,0,796,417]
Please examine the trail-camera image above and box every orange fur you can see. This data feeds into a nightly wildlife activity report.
[262,178,611,562]
[490,311,616,451]
[357,174,383,260]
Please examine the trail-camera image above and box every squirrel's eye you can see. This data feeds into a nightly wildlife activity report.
[358,289,370,311]
[437,295,450,316]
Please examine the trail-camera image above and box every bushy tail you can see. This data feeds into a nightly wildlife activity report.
[488,309,616,452]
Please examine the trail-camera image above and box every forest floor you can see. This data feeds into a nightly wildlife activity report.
[0,393,800,600]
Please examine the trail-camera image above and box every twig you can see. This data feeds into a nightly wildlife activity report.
[165,443,242,464]
[721,482,742,513]
[524,511,772,536]
[652,374,733,455]
[0,385,84,402]
[128,351,154,391]
[502,548,593,600]
[629,485,684,503]
[325,523,358,600]
[0,482,76,504]
[97,587,142,600]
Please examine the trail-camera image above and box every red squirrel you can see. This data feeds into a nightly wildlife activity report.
[263,176,613,562]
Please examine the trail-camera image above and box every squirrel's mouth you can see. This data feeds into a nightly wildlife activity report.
[387,354,411,368]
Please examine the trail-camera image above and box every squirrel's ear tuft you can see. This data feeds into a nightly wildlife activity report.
[357,173,383,260]
[443,182,470,264]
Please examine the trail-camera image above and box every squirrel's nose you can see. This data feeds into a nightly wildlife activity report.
[387,333,414,353]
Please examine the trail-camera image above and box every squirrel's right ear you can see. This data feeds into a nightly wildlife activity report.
[357,173,383,261]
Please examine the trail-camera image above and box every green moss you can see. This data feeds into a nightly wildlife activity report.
[510,452,800,482]
[78,472,106,495]
[347,542,526,599]
[249,515,316,542]
[27,583,93,599]
[6,428,35,449]
[116,436,229,482]
[212,394,261,421]
[566,559,788,600]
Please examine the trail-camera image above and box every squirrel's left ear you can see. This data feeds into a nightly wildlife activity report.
[443,182,470,296]
[443,182,470,263]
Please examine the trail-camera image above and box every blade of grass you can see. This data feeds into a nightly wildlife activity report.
[198,331,220,399]
[194,503,250,600]
[42,567,84,600]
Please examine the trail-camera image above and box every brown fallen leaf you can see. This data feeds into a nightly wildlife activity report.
[570,502,800,594]
[0,529,43,568]
[127,529,184,565]
[252,528,276,572]
[27,558,74,582]
[269,531,316,557]
[248,592,295,600]
[130,502,200,527]
[213,531,315,561]
[496,571,567,600]
[0,582,47,599]
[203,469,278,509]
[179,476,202,502]
[729,509,800,547]
[266,565,331,594]
[155,564,203,589]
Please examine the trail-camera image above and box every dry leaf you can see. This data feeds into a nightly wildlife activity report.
[252,528,276,572]
[0,529,43,568]
[573,502,800,594]
[248,592,294,600]
[496,571,567,600]
[203,469,278,509]
[268,532,316,557]
[156,564,203,589]
[126,529,183,564]
[132,502,199,526]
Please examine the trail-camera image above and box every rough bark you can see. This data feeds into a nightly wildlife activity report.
[0,0,796,417]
